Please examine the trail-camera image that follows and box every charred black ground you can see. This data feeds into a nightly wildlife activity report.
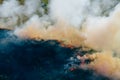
[0,29,110,80]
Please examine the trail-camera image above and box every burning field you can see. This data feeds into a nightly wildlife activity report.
[0,0,120,80]
[0,29,110,80]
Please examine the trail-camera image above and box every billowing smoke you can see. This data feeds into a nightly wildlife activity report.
[50,0,119,27]
[0,0,44,29]
[88,52,120,80]
[84,4,120,52]
[14,15,85,47]
[0,0,120,80]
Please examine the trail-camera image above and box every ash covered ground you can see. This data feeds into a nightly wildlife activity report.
[0,29,109,80]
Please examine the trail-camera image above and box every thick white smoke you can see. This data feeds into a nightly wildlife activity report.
[50,0,119,27]
[50,0,90,27]
[0,0,44,29]
[0,0,120,79]
[84,4,120,53]
[12,0,120,53]
[0,0,119,28]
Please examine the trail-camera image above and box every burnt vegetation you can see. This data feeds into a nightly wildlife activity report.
[0,29,110,80]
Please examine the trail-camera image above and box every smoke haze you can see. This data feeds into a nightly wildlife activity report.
[0,0,120,80]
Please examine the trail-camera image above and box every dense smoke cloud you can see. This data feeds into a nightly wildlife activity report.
[84,4,120,54]
[0,0,44,29]
[0,0,120,80]
[50,0,119,27]
[14,15,85,47]
[88,52,120,80]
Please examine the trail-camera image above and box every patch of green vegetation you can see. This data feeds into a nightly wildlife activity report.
[41,0,48,5]
[18,0,49,14]
[41,0,49,14]
[17,15,29,26]
[0,0,3,4]
[18,0,25,5]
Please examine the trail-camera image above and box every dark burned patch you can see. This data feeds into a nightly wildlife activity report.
[63,69,110,80]
[0,29,110,80]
